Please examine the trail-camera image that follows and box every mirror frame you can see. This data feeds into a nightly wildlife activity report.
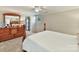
[3,13,21,26]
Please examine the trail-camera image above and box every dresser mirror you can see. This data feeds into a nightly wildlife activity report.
[3,13,20,27]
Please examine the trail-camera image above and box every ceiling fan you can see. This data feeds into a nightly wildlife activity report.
[32,6,47,13]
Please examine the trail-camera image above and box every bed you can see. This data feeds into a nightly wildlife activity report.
[22,31,79,52]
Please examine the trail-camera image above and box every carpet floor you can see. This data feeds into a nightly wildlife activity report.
[0,37,23,52]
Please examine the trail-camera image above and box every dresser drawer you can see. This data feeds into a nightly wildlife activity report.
[0,33,10,37]
[0,35,12,41]
[0,29,10,34]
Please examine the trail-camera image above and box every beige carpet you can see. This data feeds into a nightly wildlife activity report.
[0,37,23,52]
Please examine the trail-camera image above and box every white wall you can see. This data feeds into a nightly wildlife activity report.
[44,9,79,35]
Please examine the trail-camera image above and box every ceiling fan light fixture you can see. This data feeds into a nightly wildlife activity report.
[35,9,40,12]
[33,6,42,12]
[35,8,42,12]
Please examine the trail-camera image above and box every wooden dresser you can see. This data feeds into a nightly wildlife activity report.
[0,25,26,42]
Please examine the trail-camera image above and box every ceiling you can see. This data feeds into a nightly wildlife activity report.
[44,6,79,14]
[0,6,79,15]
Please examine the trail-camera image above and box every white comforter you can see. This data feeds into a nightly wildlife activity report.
[23,31,79,52]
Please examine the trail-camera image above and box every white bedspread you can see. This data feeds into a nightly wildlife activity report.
[23,31,79,52]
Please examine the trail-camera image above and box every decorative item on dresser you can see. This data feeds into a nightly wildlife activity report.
[0,25,26,42]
